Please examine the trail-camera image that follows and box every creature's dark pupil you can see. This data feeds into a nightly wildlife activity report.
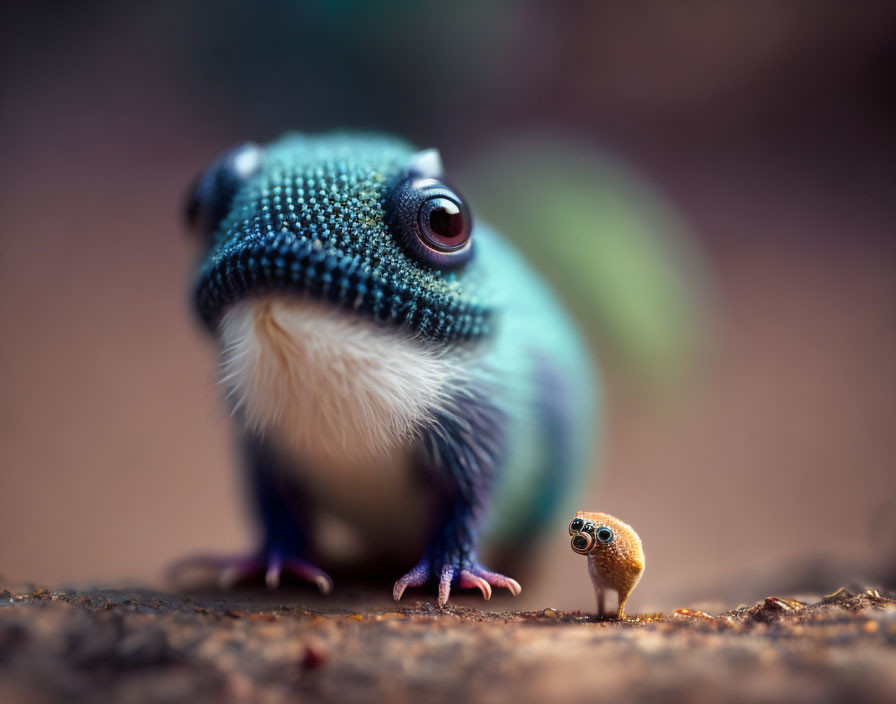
[571,518,584,531]
[573,536,588,550]
[428,199,464,241]
[598,528,612,542]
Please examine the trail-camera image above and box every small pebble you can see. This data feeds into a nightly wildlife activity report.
[764,597,805,612]
[672,609,714,620]
[302,644,327,669]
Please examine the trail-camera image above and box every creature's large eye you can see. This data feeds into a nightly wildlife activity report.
[570,518,584,532]
[596,526,614,544]
[387,177,473,268]
[185,142,263,239]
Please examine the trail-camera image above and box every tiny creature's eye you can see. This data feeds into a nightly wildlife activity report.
[570,518,584,532]
[572,535,588,550]
[387,177,473,268]
[583,522,595,534]
[596,526,614,543]
[185,142,263,240]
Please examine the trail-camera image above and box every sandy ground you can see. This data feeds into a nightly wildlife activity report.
[0,583,893,704]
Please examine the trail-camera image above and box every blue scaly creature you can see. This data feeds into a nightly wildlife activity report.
[183,133,597,606]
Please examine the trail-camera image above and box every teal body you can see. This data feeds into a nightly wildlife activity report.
[189,133,598,600]
[464,224,598,545]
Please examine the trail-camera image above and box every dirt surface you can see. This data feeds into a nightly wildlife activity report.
[0,584,894,704]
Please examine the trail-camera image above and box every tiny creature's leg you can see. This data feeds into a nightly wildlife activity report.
[618,574,641,619]
[596,585,606,618]
[587,556,608,618]
[617,590,629,619]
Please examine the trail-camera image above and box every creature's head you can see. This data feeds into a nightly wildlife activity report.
[186,134,495,343]
[568,511,644,568]
[184,134,498,463]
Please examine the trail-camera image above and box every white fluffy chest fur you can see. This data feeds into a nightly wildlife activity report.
[217,297,462,550]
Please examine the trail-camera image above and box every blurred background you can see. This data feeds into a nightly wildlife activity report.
[1,1,894,613]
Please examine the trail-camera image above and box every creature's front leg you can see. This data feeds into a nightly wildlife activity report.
[392,495,521,606]
[170,439,332,593]
[243,440,333,592]
[393,394,521,607]
[587,557,607,618]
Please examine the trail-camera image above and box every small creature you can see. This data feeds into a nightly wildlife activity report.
[180,133,597,606]
[569,511,644,618]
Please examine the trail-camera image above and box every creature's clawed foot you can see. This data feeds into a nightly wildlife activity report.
[392,558,521,607]
[167,552,333,594]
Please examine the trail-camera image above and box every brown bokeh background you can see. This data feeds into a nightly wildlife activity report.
[1,2,894,613]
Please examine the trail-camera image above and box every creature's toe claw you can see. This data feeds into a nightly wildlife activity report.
[393,561,430,602]
[393,582,406,602]
[315,574,334,595]
[473,567,522,597]
[281,558,333,594]
[459,570,492,601]
[508,578,522,597]
[219,567,237,591]
[438,565,456,608]
[265,558,282,590]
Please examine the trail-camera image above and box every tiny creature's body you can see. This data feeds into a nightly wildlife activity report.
[183,133,597,605]
[569,511,644,618]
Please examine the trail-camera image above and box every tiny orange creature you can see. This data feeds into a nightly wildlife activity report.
[569,511,645,619]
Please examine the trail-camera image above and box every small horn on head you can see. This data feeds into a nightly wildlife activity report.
[408,148,444,179]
